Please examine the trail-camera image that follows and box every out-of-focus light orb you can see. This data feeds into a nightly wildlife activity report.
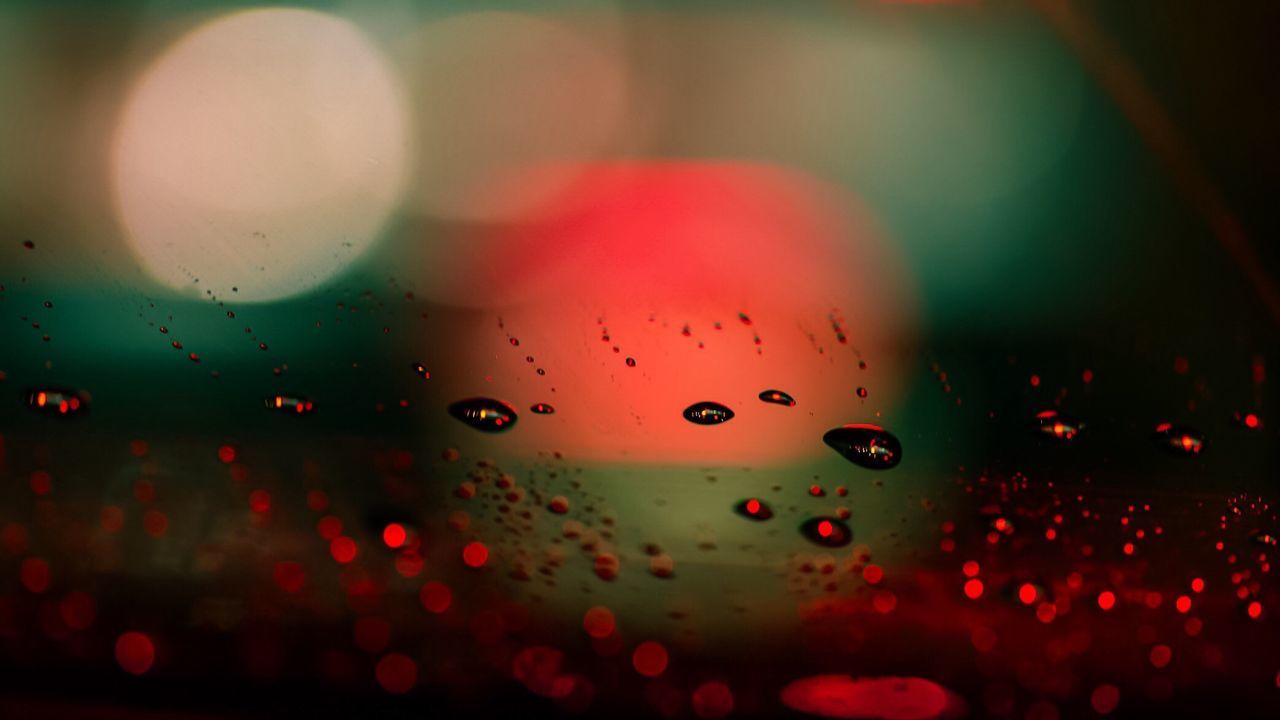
[396,11,627,222]
[429,162,918,466]
[111,8,408,302]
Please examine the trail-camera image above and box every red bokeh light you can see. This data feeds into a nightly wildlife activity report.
[375,653,417,694]
[462,541,488,568]
[115,631,156,675]
[632,641,669,678]
[419,581,452,614]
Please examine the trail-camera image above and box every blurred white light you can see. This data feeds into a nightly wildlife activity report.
[396,11,628,222]
[111,8,409,302]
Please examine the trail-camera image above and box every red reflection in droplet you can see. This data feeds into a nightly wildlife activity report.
[20,557,50,593]
[419,581,452,614]
[273,561,305,594]
[632,641,669,678]
[375,653,417,694]
[780,675,953,720]
[1097,591,1116,611]
[692,681,734,719]
[330,536,357,564]
[964,579,984,600]
[583,606,616,639]
[60,591,96,630]
[115,631,155,675]
[383,523,407,548]
[462,541,488,568]
[1090,684,1120,715]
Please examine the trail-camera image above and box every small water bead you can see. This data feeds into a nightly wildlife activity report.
[758,389,796,407]
[683,401,734,425]
[625,357,636,367]
[856,387,868,399]
[42,300,52,309]
[258,342,268,351]
[734,498,773,521]
[1033,410,1084,442]
[266,394,315,414]
[25,387,87,417]
[1232,411,1263,430]
[823,424,902,470]
[530,403,555,415]
[448,398,518,432]
[800,517,852,548]
[412,363,430,379]
[23,240,35,249]
[1249,530,1278,548]
[1153,423,1204,455]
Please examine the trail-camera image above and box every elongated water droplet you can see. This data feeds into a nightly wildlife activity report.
[823,424,902,469]
[1153,422,1204,455]
[411,362,430,379]
[530,403,555,415]
[1249,530,1277,547]
[683,401,734,425]
[800,516,852,547]
[1033,410,1084,442]
[758,389,796,407]
[734,498,773,521]
[449,398,517,432]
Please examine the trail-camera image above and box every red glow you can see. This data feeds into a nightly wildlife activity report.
[746,498,761,515]
[20,557,50,593]
[306,490,329,512]
[964,579,984,599]
[143,510,168,537]
[1175,595,1192,613]
[419,581,452,614]
[1191,577,1205,593]
[59,591,96,630]
[1018,583,1038,605]
[317,515,342,540]
[632,641,669,677]
[462,541,489,568]
[862,564,883,584]
[692,681,734,719]
[1247,601,1263,620]
[781,676,954,720]
[1149,645,1172,668]
[583,606,616,639]
[383,523,407,548]
[1091,684,1120,715]
[375,653,417,694]
[217,444,236,463]
[1030,374,1041,387]
[1098,591,1116,611]
[29,471,51,495]
[354,616,391,654]
[330,536,357,564]
[249,489,271,514]
[818,521,834,538]
[1245,413,1259,428]
[437,163,916,465]
[115,632,155,675]
[272,561,305,594]
[101,505,124,533]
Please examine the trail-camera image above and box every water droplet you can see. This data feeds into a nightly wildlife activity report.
[1153,422,1204,455]
[412,363,430,379]
[1033,410,1084,442]
[800,517,852,547]
[683,401,734,425]
[625,357,636,367]
[22,240,34,250]
[530,403,555,415]
[823,424,902,469]
[758,389,796,407]
[42,300,52,309]
[266,394,315,414]
[1249,530,1278,547]
[856,387,868,398]
[734,498,773,521]
[258,342,268,351]
[448,398,518,432]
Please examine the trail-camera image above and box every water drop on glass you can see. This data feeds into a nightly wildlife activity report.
[734,498,773,521]
[800,517,852,548]
[1153,423,1204,455]
[683,401,734,425]
[448,398,518,432]
[758,389,796,407]
[530,403,555,415]
[823,424,902,470]
[1033,410,1084,442]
